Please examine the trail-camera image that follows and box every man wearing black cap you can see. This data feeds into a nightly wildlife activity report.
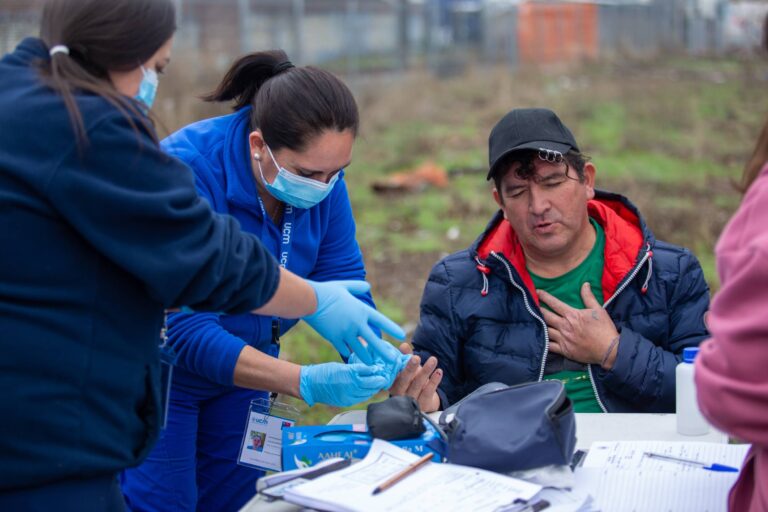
[392,108,710,413]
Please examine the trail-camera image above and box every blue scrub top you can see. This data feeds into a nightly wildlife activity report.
[163,107,374,386]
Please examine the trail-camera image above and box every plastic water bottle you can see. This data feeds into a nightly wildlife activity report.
[676,347,710,436]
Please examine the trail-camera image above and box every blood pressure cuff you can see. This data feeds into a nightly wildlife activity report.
[367,396,426,441]
[440,381,576,472]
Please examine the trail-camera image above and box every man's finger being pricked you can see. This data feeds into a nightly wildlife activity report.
[418,369,443,412]
[399,342,413,355]
[406,357,436,397]
[421,367,443,396]
[389,355,420,394]
[537,289,572,316]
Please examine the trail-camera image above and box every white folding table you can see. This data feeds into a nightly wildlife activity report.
[240,411,728,511]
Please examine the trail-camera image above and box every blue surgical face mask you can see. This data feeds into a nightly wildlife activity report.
[257,145,339,209]
[135,66,158,109]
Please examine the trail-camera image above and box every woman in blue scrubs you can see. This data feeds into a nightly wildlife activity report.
[120,50,405,511]
[0,1,404,510]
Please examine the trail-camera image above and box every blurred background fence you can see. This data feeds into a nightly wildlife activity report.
[3,0,767,79]
[3,0,768,423]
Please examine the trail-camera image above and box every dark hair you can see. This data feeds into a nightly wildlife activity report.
[203,50,359,152]
[739,14,768,192]
[763,12,768,54]
[39,0,176,144]
[492,149,589,195]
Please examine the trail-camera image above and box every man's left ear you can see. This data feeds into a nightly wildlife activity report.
[583,162,596,200]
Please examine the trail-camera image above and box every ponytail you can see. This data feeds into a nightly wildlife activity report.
[43,47,145,146]
[201,50,290,111]
[204,50,359,153]
[38,0,176,146]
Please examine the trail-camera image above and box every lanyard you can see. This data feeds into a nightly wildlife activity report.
[159,311,178,429]
[256,197,294,404]
[255,196,295,347]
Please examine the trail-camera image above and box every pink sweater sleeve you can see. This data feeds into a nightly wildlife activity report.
[695,167,768,446]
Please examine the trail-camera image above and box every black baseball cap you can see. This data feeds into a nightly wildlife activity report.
[487,108,579,180]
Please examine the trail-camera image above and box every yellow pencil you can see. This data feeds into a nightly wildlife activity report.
[372,453,433,495]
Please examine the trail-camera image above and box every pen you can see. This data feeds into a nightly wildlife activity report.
[372,453,433,495]
[504,499,551,512]
[644,452,739,472]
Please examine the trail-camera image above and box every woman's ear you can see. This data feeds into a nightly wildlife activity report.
[249,130,266,160]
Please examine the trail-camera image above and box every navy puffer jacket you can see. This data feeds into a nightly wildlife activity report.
[412,190,710,412]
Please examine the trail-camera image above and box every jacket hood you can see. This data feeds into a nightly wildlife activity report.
[11,38,48,65]
[473,189,654,304]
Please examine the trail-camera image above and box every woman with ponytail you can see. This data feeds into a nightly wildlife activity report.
[121,50,407,512]
[0,2,405,510]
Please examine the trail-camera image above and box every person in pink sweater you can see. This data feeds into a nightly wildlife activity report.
[695,111,768,511]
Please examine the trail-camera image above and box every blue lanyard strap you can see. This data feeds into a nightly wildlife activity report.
[256,196,296,346]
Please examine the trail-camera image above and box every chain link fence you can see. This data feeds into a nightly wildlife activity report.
[2,0,766,78]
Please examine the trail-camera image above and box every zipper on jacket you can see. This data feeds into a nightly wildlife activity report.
[490,252,550,382]
[587,246,653,413]
[602,246,652,309]
[493,246,652,413]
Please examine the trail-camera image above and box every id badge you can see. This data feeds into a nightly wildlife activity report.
[238,398,299,472]
[158,344,178,429]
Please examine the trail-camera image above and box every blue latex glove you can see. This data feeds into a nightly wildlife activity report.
[299,362,389,407]
[302,280,406,365]
[349,352,411,389]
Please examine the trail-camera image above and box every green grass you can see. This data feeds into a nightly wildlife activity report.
[158,53,766,425]
[595,152,734,182]
[694,243,720,293]
[580,102,627,154]
[296,57,763,423]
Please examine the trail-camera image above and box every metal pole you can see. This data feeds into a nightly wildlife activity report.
[346,0,360,79]
[424,0,433,68]
[174,0,183,26]
[291,0,305,64]
[427,0,440,74]
[238,0,249,54]
[397,0,409,70]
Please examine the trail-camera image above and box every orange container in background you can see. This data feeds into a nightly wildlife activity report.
[517,2,599,65]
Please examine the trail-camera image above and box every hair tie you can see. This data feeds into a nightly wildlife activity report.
[49,45,70,57]
[272,60,295,76]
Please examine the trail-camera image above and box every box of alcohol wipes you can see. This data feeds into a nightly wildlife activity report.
[281,422,442,470]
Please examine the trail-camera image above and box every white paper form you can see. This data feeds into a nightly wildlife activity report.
[575,441,750,512]
[581,441,750,473]
[284,439,541,512]
[574,467,740,512]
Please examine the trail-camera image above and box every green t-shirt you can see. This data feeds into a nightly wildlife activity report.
[530,217,605,413]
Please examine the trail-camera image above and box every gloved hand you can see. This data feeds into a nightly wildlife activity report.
[302,280,406,365]
[299,362,389,407]
[348,351,411,389]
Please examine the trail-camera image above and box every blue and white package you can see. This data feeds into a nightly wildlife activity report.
[282,421,441,470]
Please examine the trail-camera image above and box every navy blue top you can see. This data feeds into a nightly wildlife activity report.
[413,191,710,412]
[162,108,373,386]
[0,38,281,489]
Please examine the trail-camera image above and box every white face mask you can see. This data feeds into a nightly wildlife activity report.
[257,145,339,209]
